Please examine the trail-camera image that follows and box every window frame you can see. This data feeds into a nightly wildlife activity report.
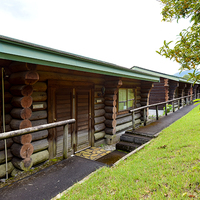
[118,88,135,113]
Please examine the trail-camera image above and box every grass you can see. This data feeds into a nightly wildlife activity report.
[57,105,200,199]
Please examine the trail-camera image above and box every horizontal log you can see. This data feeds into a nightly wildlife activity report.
[3,114,12,125]
[104,94,117,101]
[13,134,32,144]
[12,157,33,171]
[94,123,105,133]
[105,88,118,95]
[136,96,141,100]
[9,71,39,85]
[94,91,103,98]
[5,104,12,113]
[116,115,132,126]
[32,138,49,153]
[0,138,13,151]
[11,143,34,159]
[11,168,22,177]
[32,92,47,102]
[116,122,132,132]
[38,70,104,84]
[0,149,13,164]
[31,150,49,166]
[0,80,11,90]
[104,80,123,87]
[141,93,149,98]
[12,96,33,108]
[94,104,105,110]
[105,127,116,135]
[31,130,48,141]
[31,119,47,127]
[10,119,32,130]
[104,113,116,120]
[104,106,116,113]
[29,110,47,121]
[105,100,116,106]
[105,119,116,128]
[8,62,37,73]
[33,82,47,92]
[4,92,12,103]
[94,131,105,141]
[0,162,14,178]
[94,116,105,125]
[94,109,105,117]
[11,108,32,120]
[31,102,47,111]
[10,85,33,96]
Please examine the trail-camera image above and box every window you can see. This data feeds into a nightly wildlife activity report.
[118,88,135,111]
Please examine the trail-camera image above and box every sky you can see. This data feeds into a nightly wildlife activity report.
[0,0,191,75]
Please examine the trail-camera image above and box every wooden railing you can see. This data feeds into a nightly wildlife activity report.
[0,119,76,159]
[129,95,194,129]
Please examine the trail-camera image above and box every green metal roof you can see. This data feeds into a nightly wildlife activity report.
[0,35,160,82]
[132,66,196,84]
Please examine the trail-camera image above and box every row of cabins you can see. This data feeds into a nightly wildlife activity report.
[0,35,199,178]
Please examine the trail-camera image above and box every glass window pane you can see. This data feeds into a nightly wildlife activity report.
[128,89,134,108]
[119,89,127,111]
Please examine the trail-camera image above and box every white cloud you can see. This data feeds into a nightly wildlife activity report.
[0,0,191,75]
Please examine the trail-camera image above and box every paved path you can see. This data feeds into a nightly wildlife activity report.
[132,104,197,137]
[0,104,197,200]
[0,156,106,200]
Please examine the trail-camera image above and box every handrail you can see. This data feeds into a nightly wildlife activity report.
[0,119,76,159]
[129,95,193,113]
[129,95,193,129]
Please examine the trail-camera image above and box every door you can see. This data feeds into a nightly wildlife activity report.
[55,88,72,156]
[48,80,92,157]
[76,89,91,152]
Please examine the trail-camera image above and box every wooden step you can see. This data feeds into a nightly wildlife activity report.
[120,133,151,145]
[116,141,140,152]
[126,130,156,138]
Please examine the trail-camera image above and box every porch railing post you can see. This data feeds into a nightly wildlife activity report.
[165,103,167,116]
[156,105,159,120]
[143,108,147,126]
[172,101,175,112]
[63,124,68,159]
[178,99,180,110]
[132,111,135,130]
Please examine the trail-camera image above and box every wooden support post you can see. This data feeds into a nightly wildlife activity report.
[172,101,175,112]
[63,124,68,159]
[178,99,180,109]
[165,103,167,116]
[143,109,147,126]
[132,112,135,130]
[156,105,158,120]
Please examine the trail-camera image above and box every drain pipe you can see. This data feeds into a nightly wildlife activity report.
[2,68,8,179]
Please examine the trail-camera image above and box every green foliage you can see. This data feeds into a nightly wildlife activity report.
[157,0,200,82]
[163,104,173,114]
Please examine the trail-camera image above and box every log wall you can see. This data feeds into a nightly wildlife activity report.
[149,78,168,109]
[0,76,14,178]
[94,85,105,141]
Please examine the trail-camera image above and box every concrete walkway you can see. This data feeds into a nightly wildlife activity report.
[0,104,197,200]
[131,104,197,137]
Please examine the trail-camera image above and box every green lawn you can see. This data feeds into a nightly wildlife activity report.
[57,105,200,199]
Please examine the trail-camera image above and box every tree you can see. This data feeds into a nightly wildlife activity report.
[156,0,200,82]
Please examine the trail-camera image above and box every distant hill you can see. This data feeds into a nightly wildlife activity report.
[174,70,194,77]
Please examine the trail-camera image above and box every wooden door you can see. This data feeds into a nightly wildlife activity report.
[76,89,91,152]
[55,88,72,156]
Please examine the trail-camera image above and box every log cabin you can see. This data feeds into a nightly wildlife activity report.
[132,66,197,111]
[0,35,161,178]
